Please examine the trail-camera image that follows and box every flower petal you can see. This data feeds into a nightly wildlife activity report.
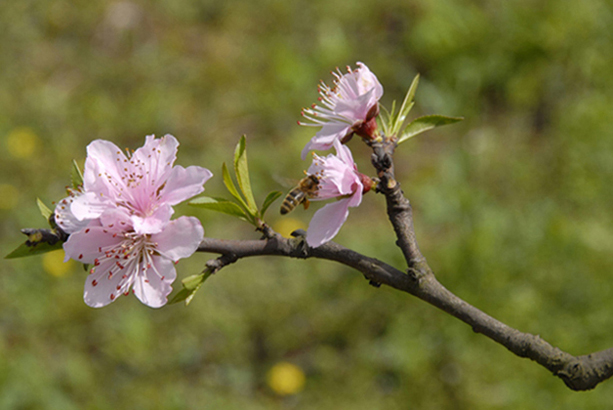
[355,62,384,99]
[63,224,121,264]
[301,122,351,160]
[54,193,90,234]
[160,165,213,206]
[83,257,131,308]
[132,134,178,184]
[98,207,133,231]
[333,138,355,168]
[71,191,113,221]
[152,216,204,261]
[306,198,351,248]
[131,203,174,235]
[132,256,176,308]
[84,140,127,196]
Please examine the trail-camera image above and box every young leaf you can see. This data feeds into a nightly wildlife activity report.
[168,271,212,305]
[259,191,282,218]
[37,198,53,220]
[71,159,84,189]
[404,74,420,114]
[168,288,194,305]
[392,74,419,136]
[378,104,392,137]
[182,273,208,291]
[233,136,257,214]
[222,162,248,209]
[398,115,464,144]
[189,196,248,220]
[389,99,397,120]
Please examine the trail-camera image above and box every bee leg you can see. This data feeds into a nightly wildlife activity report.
[302,199,310,211]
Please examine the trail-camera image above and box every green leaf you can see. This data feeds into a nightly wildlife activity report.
[259,191,282,218]
[71,159,84,189]
[222,162,247,208]
[378,104,392,137]
[168,288,194,305]
[233,136,257,214]
[189,196,247,219]
[5,240,63,259]
[398,115,464,144]
[37,198,53,220]
[388,99,397,122]
[182,273,207,291]
[394,102,414,135]
[392,74,419,136]
[404,74,420,114]
[168,271,212,305]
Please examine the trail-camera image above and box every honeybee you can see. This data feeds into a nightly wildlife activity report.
[280,174,320,215]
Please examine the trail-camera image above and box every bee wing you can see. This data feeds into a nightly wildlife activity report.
[272,174,301,189]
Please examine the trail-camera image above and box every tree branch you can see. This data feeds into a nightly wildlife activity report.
[194,135,613,391]
[367,135,613,390]
[196,233,613,391]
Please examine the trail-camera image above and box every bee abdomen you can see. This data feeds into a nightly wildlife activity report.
[280,190,305,215]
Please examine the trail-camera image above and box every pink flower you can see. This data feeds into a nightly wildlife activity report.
[306,139,371,247]
[64,213,203,308]
[65,134,212,235]
[54,134,212,307]
[300,62,383,159]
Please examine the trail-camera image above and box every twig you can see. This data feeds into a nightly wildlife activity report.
[196,233,613,391]
[193,135,613,391]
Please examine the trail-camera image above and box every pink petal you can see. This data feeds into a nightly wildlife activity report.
[132,134,178,183]
[83,258,131,308]
[160,165,213,206]
[333,139,356,171]
[355,62,384,99]
[54,194,90,234]
[63,225,121,263]
[131,203,174,235]
[71,191,113,221]
[334,98,368,120]
[152,216,204,261]
[306,198,351,248]
[84,140,127,194]
[301,122,351,160]
[338,169,363,198]
[346,188,363,208]
[132,256,176,308]
[98,207,133,231]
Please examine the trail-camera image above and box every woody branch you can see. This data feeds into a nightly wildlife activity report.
[195,136,613,391]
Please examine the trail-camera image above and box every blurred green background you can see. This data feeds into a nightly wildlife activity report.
[2,0,613,408]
